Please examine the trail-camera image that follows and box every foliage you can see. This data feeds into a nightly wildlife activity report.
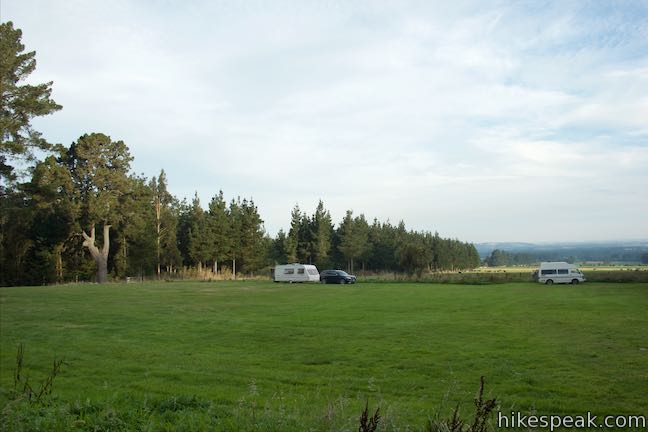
[0,21,62,183]
[0,24,484,286]
[426,377,497,432]
[9,343,63,404]
[359,401,381,432]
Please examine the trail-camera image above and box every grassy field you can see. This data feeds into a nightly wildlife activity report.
[1,281,647,431]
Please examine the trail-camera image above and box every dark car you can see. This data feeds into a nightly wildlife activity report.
[319,270,357,284]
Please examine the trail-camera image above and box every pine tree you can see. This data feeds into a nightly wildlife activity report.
[286,204,301,263]
[187,193,211,270]
[311,200,333,267]
[1,22,62,184]
[63,133,133,283]
[228,198,242,278]
[150,170,179,277]
[207,190,230,275]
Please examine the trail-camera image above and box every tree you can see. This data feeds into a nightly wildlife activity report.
[81,225,111,283]
[311,200,333,267]
[228,198,242,278]
[354,214,370,273]
[113,175,156,278]
[150,170,180,276]
[486,249,509,267]
[1,22,62,184]
[270,229,289,264]
[187,193,210,270]
[238,198,266,273]
[24,153,77,283]
[64,133,133,283]
[286,204,301,263]
[207,190,230,274]
[366,219,398,271]
[337,210,369,273]
[0,188,34,285]
[398,235,428,277]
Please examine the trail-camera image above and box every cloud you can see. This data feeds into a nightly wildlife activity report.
[6,0,648,241]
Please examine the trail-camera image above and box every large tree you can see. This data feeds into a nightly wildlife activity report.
[64,133,133,283]
[1,21,62,184]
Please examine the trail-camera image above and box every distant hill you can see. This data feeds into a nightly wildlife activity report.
[475,241,648,264]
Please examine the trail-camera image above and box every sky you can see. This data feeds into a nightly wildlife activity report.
[3,0,648,243]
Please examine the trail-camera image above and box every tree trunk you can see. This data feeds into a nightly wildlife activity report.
[155,197,161,279]
[55,244,64,283]
[82,225,110,284]
[233,258,236,280]
[214,259,218,275]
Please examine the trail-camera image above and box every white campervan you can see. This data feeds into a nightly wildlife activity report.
[536,262,586,284]
[273,263,320,283]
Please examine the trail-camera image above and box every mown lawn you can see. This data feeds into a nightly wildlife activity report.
[1,281,647,430]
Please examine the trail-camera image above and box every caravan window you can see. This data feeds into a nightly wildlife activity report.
[298,268,305,274]
[307,269,318,275]
[283,268,294,274]
[541,269,557,275]
[557,269,568,275]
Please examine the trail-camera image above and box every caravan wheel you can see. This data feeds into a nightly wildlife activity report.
[545,279,554,285]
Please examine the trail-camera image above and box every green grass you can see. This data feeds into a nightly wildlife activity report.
[1,281,647,430]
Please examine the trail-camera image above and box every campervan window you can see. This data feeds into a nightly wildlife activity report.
[557,269,568,275]
[283,268,294,274]
[307,269,318,275]
[298,268,305,274]
[541,269,557,275]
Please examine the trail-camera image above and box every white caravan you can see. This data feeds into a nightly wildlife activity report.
[273,263,320,283]
[536,262,586,284]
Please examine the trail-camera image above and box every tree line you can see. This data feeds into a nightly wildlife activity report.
[0,21,479,286]
[484,248,648,267]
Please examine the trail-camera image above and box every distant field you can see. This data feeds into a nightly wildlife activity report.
[1,281,647,431]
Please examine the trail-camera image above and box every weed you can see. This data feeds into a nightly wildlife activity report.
[11,343,64,404]
[359,401,381,432]
[426,376,497,432]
